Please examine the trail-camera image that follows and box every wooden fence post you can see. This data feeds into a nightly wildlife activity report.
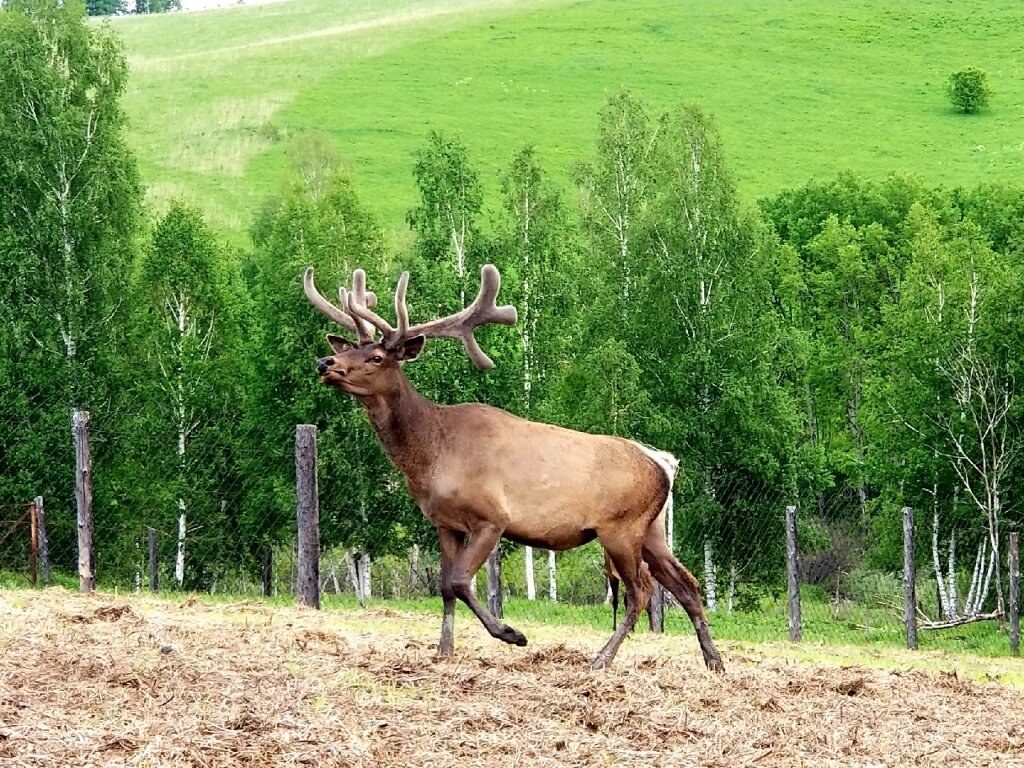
[486,545,502,618]
[28,501,38,586]
[903,506,917,650]
[1009,532,1020,657]
[147,528,159,592]
[785,504,801,642]
[34,496,49,585]
[649,584,665,633]
[295,424,320,609]
[73,410,94,593]
[262,545,273,598]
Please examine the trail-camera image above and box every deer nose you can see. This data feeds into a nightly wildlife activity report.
[316,358,332,376]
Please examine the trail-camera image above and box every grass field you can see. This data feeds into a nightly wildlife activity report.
[3,588,1024,766]
[111,0,1024,244]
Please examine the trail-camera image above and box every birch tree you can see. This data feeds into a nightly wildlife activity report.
[0,0,139,406]
[880,207,1019,621]
[133,205,234,588]
[0,0,141,570]
[640,103,797,601]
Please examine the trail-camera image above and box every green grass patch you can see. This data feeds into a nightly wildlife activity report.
[113,0,1024,244]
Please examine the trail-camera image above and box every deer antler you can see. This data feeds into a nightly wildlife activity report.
[303,266,379,344]
[405,265,518,369]
[307,264,517,369]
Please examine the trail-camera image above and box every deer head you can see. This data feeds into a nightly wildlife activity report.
[304,264,518,395]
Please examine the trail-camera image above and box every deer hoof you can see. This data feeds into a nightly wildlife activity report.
[499,626,527,646]
[705,656,725,673]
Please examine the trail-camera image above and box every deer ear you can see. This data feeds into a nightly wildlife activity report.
[326,334,354,354]
[395,335,426,362]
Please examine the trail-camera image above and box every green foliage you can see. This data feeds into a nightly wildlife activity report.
[0,0,142,574]
[946,67,991,114]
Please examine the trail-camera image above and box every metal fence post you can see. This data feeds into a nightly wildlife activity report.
[73,410,94,593]
[903,506,917,650]
[295,424,320,609]
[785,504,801,642]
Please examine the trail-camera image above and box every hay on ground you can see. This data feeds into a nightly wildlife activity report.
[1,589,1022,767]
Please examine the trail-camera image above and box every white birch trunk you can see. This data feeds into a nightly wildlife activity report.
[704,539,717,612]
[524,545,536,600]
[964,539,984,616]
[548,550,557,602]
[932,497,953,619]
[358,553,371,601]
[947,530,958,616]
[175,504,186,587]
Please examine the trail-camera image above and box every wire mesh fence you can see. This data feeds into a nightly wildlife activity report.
[1,386,1018,657]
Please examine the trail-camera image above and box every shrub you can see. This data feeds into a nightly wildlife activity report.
[946,67,991,114]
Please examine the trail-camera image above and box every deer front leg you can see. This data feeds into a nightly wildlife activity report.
[440,523,527,647]
[436,527,462,658]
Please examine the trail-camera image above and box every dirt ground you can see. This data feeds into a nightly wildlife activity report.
[1,589,1023,767]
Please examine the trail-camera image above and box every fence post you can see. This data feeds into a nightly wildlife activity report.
[34,496,50,585]
[73,410,94,593]
[649,584,665,633]
[785,504,801,642]
[486,545,502,618]
[903,505,917,650]
[1009,532,1020,657]
[28,501,38,585]
[147,528,159,592]
[295,424,320,609]
[262,545,273,598]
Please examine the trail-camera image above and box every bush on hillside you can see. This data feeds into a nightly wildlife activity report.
[946,67,991,114]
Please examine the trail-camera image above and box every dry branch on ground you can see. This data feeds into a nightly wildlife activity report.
[0,589,1022,767]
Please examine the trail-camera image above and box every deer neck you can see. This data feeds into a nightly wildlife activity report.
[358,374,439,478]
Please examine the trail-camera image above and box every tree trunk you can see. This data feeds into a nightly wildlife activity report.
[704,539,717,612]
[525,545,536,600]
[932,495,953,620]
[548,550,557,602]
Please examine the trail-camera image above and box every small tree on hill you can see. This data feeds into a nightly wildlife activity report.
[947,67,991,114]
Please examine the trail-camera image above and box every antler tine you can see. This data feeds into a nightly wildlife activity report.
[304,266,360,336]
[406,264,518,370]
[345,288,398,343]
[394,271,410,341]
[341,269,396,344]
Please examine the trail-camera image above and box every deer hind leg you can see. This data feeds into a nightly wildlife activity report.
[642,525,724,672]
[439,523,527,648]
[591,537,652,670]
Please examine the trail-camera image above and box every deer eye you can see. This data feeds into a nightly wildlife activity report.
[370,354,384,364]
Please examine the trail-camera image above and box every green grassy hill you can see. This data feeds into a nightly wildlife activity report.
[113,0,1024,244]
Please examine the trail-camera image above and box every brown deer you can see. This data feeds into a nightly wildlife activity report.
[304,263,724,671]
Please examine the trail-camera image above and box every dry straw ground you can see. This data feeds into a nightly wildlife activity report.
[1,589,1023,767]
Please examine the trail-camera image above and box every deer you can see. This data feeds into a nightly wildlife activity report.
[304,263,724,671]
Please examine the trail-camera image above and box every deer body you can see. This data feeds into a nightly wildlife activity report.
[305,264,723,671]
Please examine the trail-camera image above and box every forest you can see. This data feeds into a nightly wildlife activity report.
[1,0,1023,631]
